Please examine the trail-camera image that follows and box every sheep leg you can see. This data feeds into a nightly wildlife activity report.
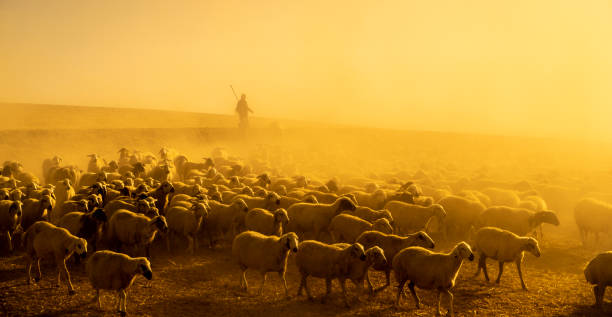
[240,268,248,291]
[96,289,101,309]
[258,272,267,295]
[395,279,406,307]
[118,289,127,315]
[321,278,332,303]
[481,256,490,282]
[594,284,605,307]
[279,271,290,298]
[303,275,314,301]
[495,261,504,284]
[26,258,32,285]
[6,231,12,252]
[339,278,350,308]
[57,257,75,295]
[365,272,374,295]
[408,281,420,309]
[515,259,528,290]
[443,289,454,317]
[35,258,42,282]
[473,254,483,278]
[385,269,391,287]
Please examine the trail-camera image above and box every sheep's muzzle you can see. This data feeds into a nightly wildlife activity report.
[292,247,298,253]
[144,270,153,280]
[468,253,474,261]
[360,254,366,261]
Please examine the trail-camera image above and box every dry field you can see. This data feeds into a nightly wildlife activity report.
[1,104,612,316]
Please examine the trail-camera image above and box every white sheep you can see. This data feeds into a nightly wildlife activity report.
[165,202,209,254]
[356,230,435,289]
[345,206,394,224]
[50,179,75,223]
[333,243,387,295]
[244,208,289,236]
[23,221,87,294]
[438,195,486,242]
[233,191,281,211]
[481,187,521,207]
[574,198,612,246]
[287,197,357,241]
[0,200,22,252]
[584,251,612,308]
[86,250,152,315]
[107,210,168,258]
[295,240,366,307]
[352,189,387,210]
[477,206,559,237]
[21,195,53,231]
[473,227,541,290]
[385,201,446,234]
[78,172,107,189]
[202,198,249,248]
[232,231,299,297]
[42,155,62,185]
[328,214,393,243]
[393,242,474,316]
[87,154,106,173]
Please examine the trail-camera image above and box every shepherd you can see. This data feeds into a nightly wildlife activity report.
[235,93,253,129]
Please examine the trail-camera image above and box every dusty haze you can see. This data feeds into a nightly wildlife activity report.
[2,0,612,140]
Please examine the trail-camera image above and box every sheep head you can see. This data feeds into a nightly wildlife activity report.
[453,242,474,261]
[335,197,357,213]
[522,237,541,257]
[151,216,168,234]
[233,198,249,213]
[432,204,447,220]
[409,231,435,249]
[273,208,289,225]
[134,257,153,280]
[372,218,393,234]
[533,211,560,227]
[266,192,281,209]
[348,243,366,261]
[159,181,174,194]
[281,232,299,253]
[91,208,108,223]
[364,246,387,267]
[69,237,88,258]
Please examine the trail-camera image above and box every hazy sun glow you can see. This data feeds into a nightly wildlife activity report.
[1,0,611,140]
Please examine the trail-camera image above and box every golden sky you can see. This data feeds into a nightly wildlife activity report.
[1,0,611,140]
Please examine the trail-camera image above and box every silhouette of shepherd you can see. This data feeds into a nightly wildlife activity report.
[235,93,253,129]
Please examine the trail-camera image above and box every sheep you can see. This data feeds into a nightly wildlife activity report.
[101,160,119,174]
[481,187,521,207]
[477,206,559,237]
[165,202,209,254]
[287,197,357,241]
[244,208,290,236]
[107,210,168,258]
[356,230,435,290]
[385,201,446,234]
[438,195,486,241]
[78,172,107,189]
[584,251,612,308]
[51,179,75,223]
[42,155,62,184]
[148,181,175,215]
[241,173,271,188]
[295,240,366,307]
[473,227,541,290]
[333,244,387,295]
[87,154,106,173]
[232,231,299,297]
[9,188,24,202]
[329,214,393,243]
[57,199,89,221]
[201,198,249,248]
[104,199,158,220]
[21,195,53,231]
[23,221,87,295]
[393,242,474,316]
[353,189,387,209]
[58,208,108,252]
[48,165,80,187]
[233,191,281,211]
[346,206,394,224]
[86,250,152,315]
[0,200,22,252]
[574,198,612,246]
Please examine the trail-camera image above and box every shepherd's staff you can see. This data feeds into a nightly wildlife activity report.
[230,85,238,101]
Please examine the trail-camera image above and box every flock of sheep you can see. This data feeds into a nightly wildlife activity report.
[0,146,611,316]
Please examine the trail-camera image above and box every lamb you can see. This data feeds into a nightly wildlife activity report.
[58,208,108,252]
[107,210,168,258]
[393,242,474,316]
[287,197,357,240]
[356,230,435,289]
[473,227,541,290]
[87,154,106,173]
[295,240,366,307]
[201,198,249,248]
[244,208,289,236]
[86,250,153,315]
[385,201,446,234]
[584,251,612,308]
[477,206,559,236]
[438,195,486,241]
[329,214,393,243]
[21,195,53,231]
[165,202,209,254]
[0,200,22,251]
[232,231,299,297]
[574,198,612,246]
[23,221,87,294]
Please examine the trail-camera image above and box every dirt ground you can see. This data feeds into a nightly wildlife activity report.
[0,229,608,317]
